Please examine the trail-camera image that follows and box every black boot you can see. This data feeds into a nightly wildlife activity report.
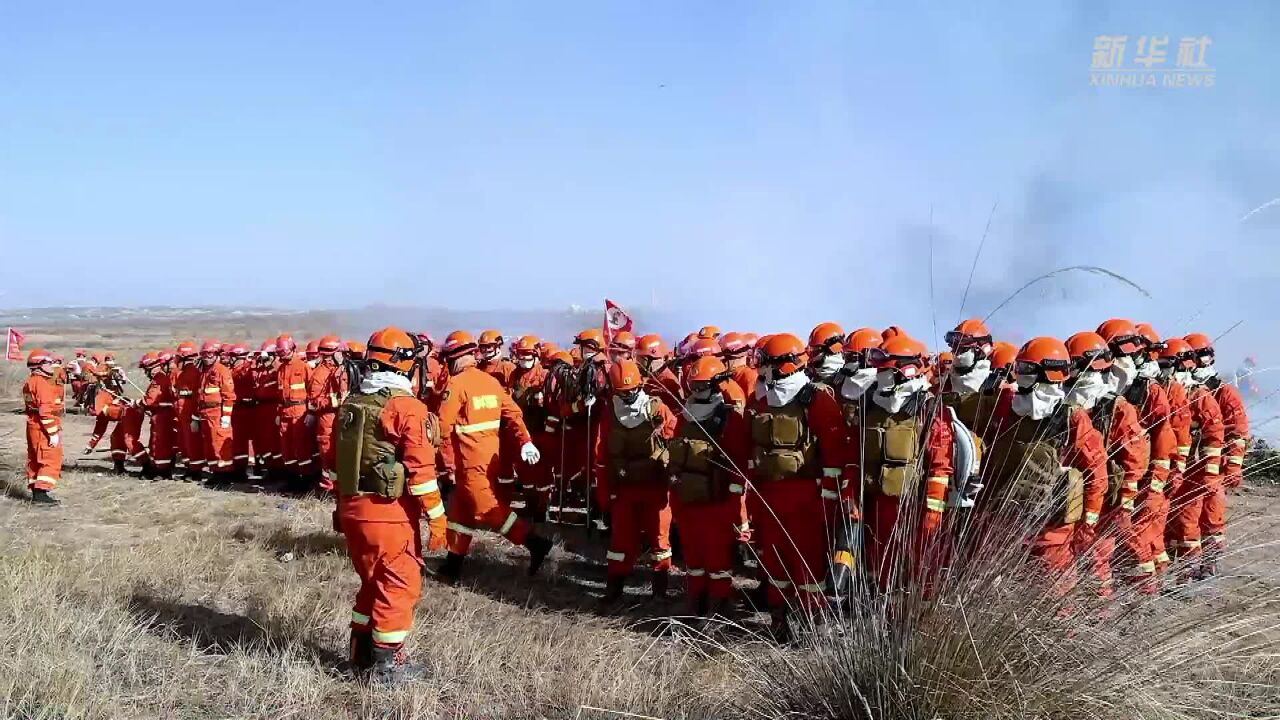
[598,575,626,611]
[347,629,374,673]
[112,458,126,474]
[157,466,173,481]
[369,644,423,684]
[140,460,157,480]
[651,569,670,601]
[30,489,60,506]
[431,552,465,585]
[207,472,231,490]
[769,609,793,644]
[524,534,553,576]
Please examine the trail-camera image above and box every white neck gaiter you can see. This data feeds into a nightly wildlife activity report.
[613,390,652,429]
[839,366,878,401]
[949,359,992,395]
[812,354,845,384]
[762,371,810,408]
[1011,383,1066,420]
[1108,356,1139,394]
[1191,363,1217,384]
[360,371,412,394]
[1066,370,1110,410]
[872,375,931,414]
[683,392,724,423]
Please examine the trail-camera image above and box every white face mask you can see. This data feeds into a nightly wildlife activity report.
[839,367,878,401]
[517,357,536,370]
[482,348,499,362]
[1174,370,1193,386]
[813,354,845,383]
[1191,363,1217,383]
[950,359,992,395]
[1108,355,1138,394]
[683,391,724,422]
[1012,382,1066,420]
[1066,370,1110,410]
[1138,358,1160,379]
[872,376,930,414]
[762,370,810,407]
[612,390,651,429]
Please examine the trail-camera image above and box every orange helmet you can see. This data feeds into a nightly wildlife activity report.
[540,340,559,355]
[946,319,993,354]
[304,339,320,358]
[26,348,54,368]
[75,349,86,357]
[139,351,163,370]
[512,335,540,358]
[275,334,297,356]
[176,341,198,360]
[158,350,175,365]
[545,350,574,368]
[1015,337,1071,383]
[414,332,436,353]
[759,333,808,376]
[937,350,955,366]
[1134,322,1163,359]
[687,338,720,360]
[575,328,606,352]
[227,343,250,358]
[843,327,882,361]
[478,330,504,348]
[719,332,749,357]
[808,322,845,355]
[742,332,760,348]
[989,341,1019,371]
[881,325,907,342]
[441,330,477,359]
[609,359,644,392]
[258,340,276,356]
[318,335,343,354]
[697,325,721,340]
[868,336,928,378]
[685,356,729,387]
[346,340,367,356]
[1158,337,1196,371]
[200,340,221,356]
[91,353,103,363]
[365,327,417,373]
[1183,333,1214,365]
[1096,318,1145,356]
[1066,331,1113,372]
[636,334,667,360]
[609,331,637,354]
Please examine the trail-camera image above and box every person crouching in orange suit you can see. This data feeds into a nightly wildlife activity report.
[433,331,554,584]
[310,335,350,492]
[23,349,65,505]
[195,341,237,487]
[333,327,449,682]
[596,359,679,607]
[668,356,751,617]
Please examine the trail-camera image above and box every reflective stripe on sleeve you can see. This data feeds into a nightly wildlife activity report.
[1085,511,1100,525]
[425,503,445,520]
[606,551,626,562]
[822,467,841,478]
[925,498,946,512]
[1176,445,1191,455]
[927,476,948,487]
[456,419,501,434]
[497,477,516,485]
[371,629,409,644]
[1227,456,1244,465]
[1151,459,1170,469]
[1121,498,1135,511]
[820,489,840,501]
[729,483,744,494]
[1203,447,1222,457]
[289,383,307,390]
[1150,480,1166,493]
[447,522,474,536]
[1206,463,1220,474]
[499,512,518,535]
[351,610,370,625]
[798,582,825,593]
[768,577,793,589]
[1176,460,1187,472]
[203,387,219,394]
[409,479,440,496]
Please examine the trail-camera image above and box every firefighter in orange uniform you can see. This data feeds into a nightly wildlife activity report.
[23,349,64,505]
[434,331,554,583]
[476,330,515,388]
[509,336,553,520]
[985,337,1108,596]
[718,332,757,400]
[196,340,237,486]
[139,351,177,479]
[84,360,147,474]
[225,344,255,481]
[310,335,350,491]
[668,356,751,617]
[1154,338,1195,575]
[277,334,316,491]
[608,331,637,363]
[1182,333,1240,576]
[596,359,679,605]
[172,341,204,479]
[807,322,846,385]
[1064,331,1149,596]
[746,334,847,634]
[251,342,281,480]
[334,327,449,681]
[637,334,684,410]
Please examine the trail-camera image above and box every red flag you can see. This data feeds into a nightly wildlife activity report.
[603,299,633,345]
[6,328,25,361]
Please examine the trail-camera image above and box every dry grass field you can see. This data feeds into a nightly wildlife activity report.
[2,316,1279,719]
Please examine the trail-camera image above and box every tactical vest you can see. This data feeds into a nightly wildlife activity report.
[748,385,819,481]
[941,389,995,438]
[985,407,1084,525]
[606,398,669,485]
[1089,396,1127,510]
[851,398,924,498]
[335,388,410,499]
[668,404,733,505]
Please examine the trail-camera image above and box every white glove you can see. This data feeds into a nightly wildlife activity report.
[220,415,231,429]
[304,414,316,428]
[520,442,541,464]
[190,418,201,432]
[48,434,60,448]
[275,415,282,427]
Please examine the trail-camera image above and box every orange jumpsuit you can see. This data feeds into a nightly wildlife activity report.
[174,363,204,474]
[1213,380,1249,491]
[597,398,679,583]
[509,363,552,516]
[140,371,177,473]
[252,362,280,470]
[848,398,955,591]
[309,359,349,484]
[670,404,751,608]
[988,391,1108,596]
[337,391,447,652]
[477,358,516,389]
[23,373,64,491]
[438,366,535,556]
[729,365,758,402]
[277,356,314,475]
[231,363,257,473]
[642,367,684,412]
[1169,386,1225,565]
[1076,396,1149,596]
[198,360,237,475]
[1133,381,1175,586]
[88,390,147,466]
[746,384,847,609]
[1159,379,1193,571]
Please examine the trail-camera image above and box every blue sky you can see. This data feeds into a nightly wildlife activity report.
[2,1,1278,364]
